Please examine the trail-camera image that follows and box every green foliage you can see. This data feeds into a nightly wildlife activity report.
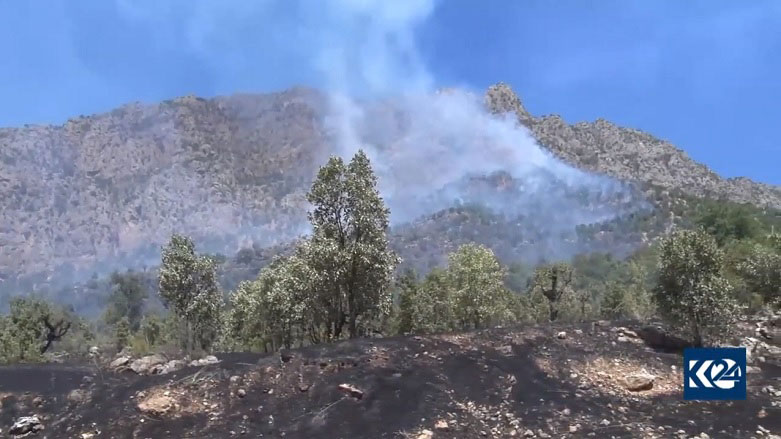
[158,234,224,352]
[114,317,130,351]
[448,244,516,329]
[103,271,149,332]
[139,314,163,348]
[305,151,399,339]
[737,243,781,306]
[694,200,761,246]
[0,297,73,363]
[394,244,518,335]
[654,229,742,346]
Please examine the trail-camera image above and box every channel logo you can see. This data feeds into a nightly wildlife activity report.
[683,347,746,400]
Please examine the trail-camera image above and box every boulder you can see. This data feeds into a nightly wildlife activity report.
[189,355,220,367]
[9,415,43,436]
[337,383,364,399]
[110,356,131,369]
[137,394,175,417]
[154,360,186,375]
[130,354,167,375]
[624,372,655,391]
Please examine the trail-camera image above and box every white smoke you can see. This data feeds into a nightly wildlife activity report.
[295,0,642,226]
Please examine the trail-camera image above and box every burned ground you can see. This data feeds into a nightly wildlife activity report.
[1,321,779,439]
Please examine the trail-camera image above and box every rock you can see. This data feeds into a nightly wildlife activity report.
[230,375,241,384]
[189,355,220,367]
[624,372,655,391]
[417,430,434,439]
[110,356,131,369]
[747,365,762,374]
[337,383,364,400]
[9,416,43,436]
[237,389,247,398]
[137,394,175,417]
[434,419,449,430]
[130,354,167,374]
[32,396,43,407]
[524,429,535,437]
[600,419,610,426]
[67,389,89,404]
[88,346,100,357]
[617,336,629,343]
[556,331,567,339]
[155,359,186,375]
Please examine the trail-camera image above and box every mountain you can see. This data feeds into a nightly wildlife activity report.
[485,83,781,208]
[1,84,779,296]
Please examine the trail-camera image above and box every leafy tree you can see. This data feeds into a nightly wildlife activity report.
[224,253,314,352]
[395,269,419,335]
[158,234,224,352]
[530,263,575,321]
[103,271,149,332]
[0,297,72,363]
[114,317,130,351]
[695,201,760,245]
[139,314,163,347]
[654,229,742,346]
[305,151,399,339]
[738,243,781,306]
[447,244,515,329]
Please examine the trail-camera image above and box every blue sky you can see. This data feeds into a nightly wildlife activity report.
[1,0,779,184]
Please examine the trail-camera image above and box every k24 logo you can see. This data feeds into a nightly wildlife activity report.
[683,347,746,400]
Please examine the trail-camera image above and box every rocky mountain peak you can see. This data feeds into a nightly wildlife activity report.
[484,82,532,125]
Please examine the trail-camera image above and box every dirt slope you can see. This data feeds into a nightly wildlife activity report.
[1,321,779,439]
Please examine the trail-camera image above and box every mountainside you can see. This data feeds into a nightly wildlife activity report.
[1,84,779,294]
[485,83,781,208]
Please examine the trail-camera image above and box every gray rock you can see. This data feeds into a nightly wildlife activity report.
[9,415,43,435]
[624,372,655,391]
[130,354,167,374]
[189,355,220,367]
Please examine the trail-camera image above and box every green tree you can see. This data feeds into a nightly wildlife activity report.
[654,229,742,346]
[305,151,399,339]
[103,271,149,332]
[114,317,130,351]
[158,234,224,352]
[139,314,163,347]
[224,253,314,352]
[738,243,781,306]
[695,202,760,246]
[395,269,419,335]
[447,244,515,329]
[0,297,72,363]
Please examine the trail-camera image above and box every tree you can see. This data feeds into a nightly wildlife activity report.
[530,263,575,321]
[395,269,419,335]
[158,234,224,352]
[224,254,314,352]
[654,229,742,346]
[695,202,760,246]
[306,151,399,339]
[738,243,781,306]
[114,317,130,351]
[0,297,72,363]
[447,244,515,329]
[103,271,149,332]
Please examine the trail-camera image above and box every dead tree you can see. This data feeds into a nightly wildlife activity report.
[40,316,72,354]
[535,263,574,322]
